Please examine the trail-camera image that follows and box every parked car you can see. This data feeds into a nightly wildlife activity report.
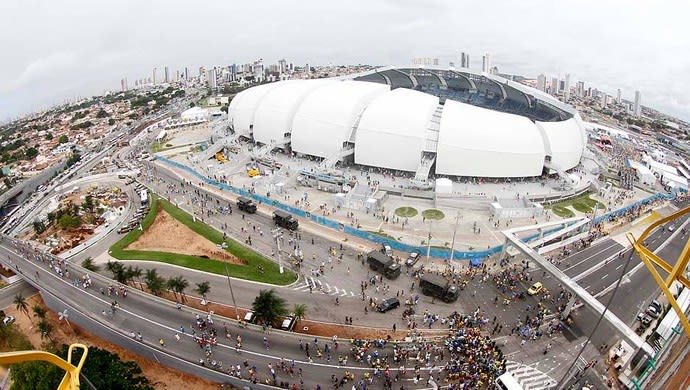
[527,282,543,295]
[280,316,296,331]
[243,311,256,323]
[649,300,662,312]
[640,314,654,326]
[646,305,661,318]
[405,250,421,267]
[377,297,400,313]
[2,316,15,326]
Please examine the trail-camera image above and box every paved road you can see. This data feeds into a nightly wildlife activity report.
[0,279,37,309]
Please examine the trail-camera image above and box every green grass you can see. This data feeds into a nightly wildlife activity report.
[421,209,445,220]
[545,193,605,215]
[110,194,296,285]
[394,207,418,218]
[365,230,398,241]
[551,205,575,218]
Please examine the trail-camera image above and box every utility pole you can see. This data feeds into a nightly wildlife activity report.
[449,211,462,263]
[272,228,284,274]
[223,260,239,320]
[426,221,432,263]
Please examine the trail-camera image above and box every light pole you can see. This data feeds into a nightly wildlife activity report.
[426,221,432,263]
[449,211,462,263]
[272,228,284,274]
[221,242,239,320]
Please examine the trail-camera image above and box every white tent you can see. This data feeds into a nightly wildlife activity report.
[435,178,453,194]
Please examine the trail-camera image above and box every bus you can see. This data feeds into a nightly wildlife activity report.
[140,190,148,205]
[495,372,524,390]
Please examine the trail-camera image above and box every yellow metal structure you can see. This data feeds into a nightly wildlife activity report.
[0,343,88,390]
[214,152,228,164]
[626,206,690,338]
[247,168,260,177]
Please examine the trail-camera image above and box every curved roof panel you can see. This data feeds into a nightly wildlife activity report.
[535,118,585,171]
[436,100,546,178]
[355,88,438,172]
[228,82,284,136]
[291,81,390,159]
[252,80,334,145]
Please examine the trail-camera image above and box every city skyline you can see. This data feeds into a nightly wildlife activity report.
[1,0,689,122]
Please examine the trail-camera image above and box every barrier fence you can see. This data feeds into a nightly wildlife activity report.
[156,156,683,266]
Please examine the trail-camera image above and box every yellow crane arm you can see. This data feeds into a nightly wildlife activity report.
[0,343,88,390]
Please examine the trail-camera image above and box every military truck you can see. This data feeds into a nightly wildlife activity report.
[237,196,257,213]
[366,250,401,279]
[419,273,459,303]
[273,210,299,230]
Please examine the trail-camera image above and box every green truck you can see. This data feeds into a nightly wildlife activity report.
[366,250,401,279]
[419,273,460,303]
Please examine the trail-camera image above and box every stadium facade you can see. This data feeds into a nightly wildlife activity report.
[227,66,587,179]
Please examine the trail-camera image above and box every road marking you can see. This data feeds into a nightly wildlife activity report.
[616,264,624,270]
[601,274,608,280]
[563,240,620,272]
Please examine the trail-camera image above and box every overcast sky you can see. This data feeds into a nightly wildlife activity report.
[1,0,689,122]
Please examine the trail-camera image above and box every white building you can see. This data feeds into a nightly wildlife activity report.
[482,53,491,73]
[634,90,642,117]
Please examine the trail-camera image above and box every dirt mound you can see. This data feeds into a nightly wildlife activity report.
[125,209,245,265]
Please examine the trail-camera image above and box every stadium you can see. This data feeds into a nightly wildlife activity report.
[226,66,587,183]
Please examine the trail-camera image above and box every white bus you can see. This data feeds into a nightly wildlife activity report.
[140,190,148,205]
[495,372,524,390]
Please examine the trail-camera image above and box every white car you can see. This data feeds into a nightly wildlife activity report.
[2,316,15,326]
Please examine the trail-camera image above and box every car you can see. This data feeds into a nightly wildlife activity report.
[639,314,654,326]
[243,311,256,323]
[377,297,400,313]
[646,305,661,318]
[405,251,421,267]
[668,224,676,232]
[2,316,15,326]
[649,300,662,312]
[527,282,543,295]
[280,316,296,331]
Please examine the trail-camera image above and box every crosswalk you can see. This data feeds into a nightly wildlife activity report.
[505,361,556,390]
[291,275,356,297]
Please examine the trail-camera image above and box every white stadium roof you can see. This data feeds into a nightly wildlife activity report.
[291,81,389,159]
[437,100,546,177]
[355,88,438,172]
[227,67,586,179]
[252,80,334,145]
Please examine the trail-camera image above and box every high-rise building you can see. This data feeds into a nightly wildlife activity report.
[460,52,470,68]
[120,77,128,92]
[551,77,559,95]
[207,68,217,90]
[164,66,169,83]
[602,94,609,107]
[576,81,585,97]
[278,59,287,74]
[199,66,206,78]
[564,74,571,100]
[489,66,499,75]
[433,58,439,66]
[634,90,642,117]
[175,70,180,82]
[536,74,546,92]
[616,88,622,104]
[152,67,157,85]
[482,53,491,73]
[184,67,189,81]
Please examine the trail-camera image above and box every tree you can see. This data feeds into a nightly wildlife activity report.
[292,303,307,321]
[32,220,47,234]
[194,281,211,298]
[108,118,116,125]
[106,261,127,284]
[57,213,81,229]
[82,194,95,213]
[126,265,143,289]
[58,135,68,144]
[36,319,54,341]
[10,344,155,390]
[32,304,47,320]
[220,104,229,113]
[13,294,29,319]
[81,257,100,272]
[144,269,165,296]
[24,147,38,160]
[251,289,288,325]
[165,276,188,302]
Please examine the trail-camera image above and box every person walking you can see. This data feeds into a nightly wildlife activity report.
[175,333,181,342]
[159,338,166,348]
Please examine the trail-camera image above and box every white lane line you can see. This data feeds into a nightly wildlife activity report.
[601,274,608,280]
[563,241,621,272]
[616,264,624,270]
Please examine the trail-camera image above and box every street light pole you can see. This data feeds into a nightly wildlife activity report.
[449,211,461,263]
[426,221,432,263]
[272,228,284,274]
[223,261,239,320]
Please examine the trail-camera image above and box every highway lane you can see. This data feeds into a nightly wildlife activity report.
[0,279,37,309]
[0,239,443,389]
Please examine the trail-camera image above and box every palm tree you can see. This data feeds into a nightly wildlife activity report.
[252,289,288,326]
[195,281,211,298]
[128,266,144,289]
[173,276,189,302]
[166,278,179,300]
[80,257,100,272]
[106,261,127,284]
[32,304,47,320]
[13,294,29,319]
[292,304,307,322]
[144,269,165,296]
[37,319,54,341]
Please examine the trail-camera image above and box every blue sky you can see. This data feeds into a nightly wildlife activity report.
[1,0,689,122]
